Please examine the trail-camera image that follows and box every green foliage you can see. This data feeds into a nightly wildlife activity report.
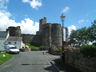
[69,30,77,45]
[69,27,89,46]
[56,48,62,51]
[87,21,96,41]
[80,45,96,57]
[69,20,96,47]
[0,53,13,65]
[25,43,41,50]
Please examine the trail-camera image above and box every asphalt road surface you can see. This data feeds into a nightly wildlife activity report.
[0,51,59,72]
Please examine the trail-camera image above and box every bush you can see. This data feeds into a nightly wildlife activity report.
[80,45,96,57]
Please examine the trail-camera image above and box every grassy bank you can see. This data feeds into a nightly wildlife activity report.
[26,43,41,50]
[0,53,13,65]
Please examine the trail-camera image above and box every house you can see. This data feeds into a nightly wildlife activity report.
[0,31,9,50]
[5,36,23,49]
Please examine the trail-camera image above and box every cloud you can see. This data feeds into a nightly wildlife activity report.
[0,11,39,34]
[22,0,29,3]
[78,19,89,24]
[0,0,9,9]
[20,18,39,34]
[22,0,42,9]
[62,6,70,13]
[30,0,42,9]
[68,25,76,35]
[0,0,39,34]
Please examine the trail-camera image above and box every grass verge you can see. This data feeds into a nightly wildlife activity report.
[0,53,13,65]
[26,43,41,50]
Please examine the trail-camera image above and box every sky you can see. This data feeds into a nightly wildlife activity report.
[0,0,96,34]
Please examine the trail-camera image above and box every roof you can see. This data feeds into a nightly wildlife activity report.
[0,31,8,38]
[7,37,22,41]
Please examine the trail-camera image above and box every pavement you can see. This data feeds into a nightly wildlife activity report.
[0,51,60,72]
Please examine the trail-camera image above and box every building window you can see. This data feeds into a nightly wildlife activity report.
[15,42,16,44]
[8,42,11,44]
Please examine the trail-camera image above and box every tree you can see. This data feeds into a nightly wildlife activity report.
[69,27,89,46]
[69,20,96,47]
[69,30,77,46]
[88,20,96,42]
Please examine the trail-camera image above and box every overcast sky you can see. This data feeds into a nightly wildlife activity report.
[0,0,96,34]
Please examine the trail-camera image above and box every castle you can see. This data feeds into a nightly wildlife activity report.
[38,17,62,50]
[7,17,68,51]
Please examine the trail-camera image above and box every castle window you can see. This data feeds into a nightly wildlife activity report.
[8,42,11,44]
[15,42,16,44]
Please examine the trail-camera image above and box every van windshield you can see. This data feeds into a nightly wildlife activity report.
[10,47,16,49]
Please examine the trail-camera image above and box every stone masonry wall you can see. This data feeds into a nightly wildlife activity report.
[21,34,35,43]
[51,24,62,49]
[42,23,51,49]
[7,26,21,37]
[39,17,62,50]
[64,49,96,72]
[41,23,62,50]
[21,34,41,46]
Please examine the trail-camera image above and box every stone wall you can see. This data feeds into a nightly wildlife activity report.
[64,49,96,72]
[7,26,21,37]
[41,23,62,50]
[39,17,46,34]
[21,34,41,46]
[39,17,62,50]
[51,24,62,49]
[42,23,51,49]
[30,35,41,46]
[21,34,35,43]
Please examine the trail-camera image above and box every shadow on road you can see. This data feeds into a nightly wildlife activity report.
[44,65,56,72]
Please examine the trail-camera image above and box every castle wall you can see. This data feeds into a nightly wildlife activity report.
[30,35,42,46]
[51,24,62,49]
[41,23,51,49]
[7,26,21,37]
[41,23,62,50]
[21,34,35,43]
[65,49,96,72]
[39,17,63,50]
[39,17,46,34]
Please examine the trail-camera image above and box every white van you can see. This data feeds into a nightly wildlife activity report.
[5,45,20,54]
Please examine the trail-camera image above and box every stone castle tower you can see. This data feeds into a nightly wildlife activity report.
[39,17,62,50]
[6,26,21,37]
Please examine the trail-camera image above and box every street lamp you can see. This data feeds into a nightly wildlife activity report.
[61,13,65,52]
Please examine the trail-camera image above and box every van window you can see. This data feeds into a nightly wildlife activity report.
[8,42,11,44]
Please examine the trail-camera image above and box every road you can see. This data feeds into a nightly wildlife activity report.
[0,51,59,72]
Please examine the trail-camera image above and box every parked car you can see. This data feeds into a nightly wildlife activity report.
[6,45,20,54]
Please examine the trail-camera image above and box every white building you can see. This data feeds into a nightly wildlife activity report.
[5,37,23,49]
[0,31,9,50]
[63,27,68,42]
